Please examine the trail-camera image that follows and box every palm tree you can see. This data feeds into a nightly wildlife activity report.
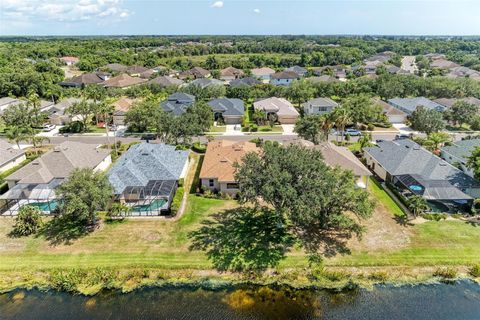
[358,132,374,151]
[253,109,266,126]
[423,132,452,152]
[6,126,28,149]
[97,99,115,152]
[29,135,50,155]
[26,91,42,128]
[332,107,352,142]
[319,113,335,142]
[406,195,429,217]
[84,85,106,124]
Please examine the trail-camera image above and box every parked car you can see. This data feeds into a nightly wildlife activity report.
[43,124,56,132]
[345,128,362,136]
[140,133,156,141]
[395,133,412,140]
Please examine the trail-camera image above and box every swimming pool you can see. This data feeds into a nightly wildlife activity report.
[28,201,58,212]
[131,199,168,213]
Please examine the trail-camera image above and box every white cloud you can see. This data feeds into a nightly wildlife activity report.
[211,1,224,8]
[1,0,131,23]
[253,8,260,14]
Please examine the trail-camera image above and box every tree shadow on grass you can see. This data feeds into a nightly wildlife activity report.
[296,227,353,258]
[38,215,92,246]
[394,214,414,227]
[189,206,294,273]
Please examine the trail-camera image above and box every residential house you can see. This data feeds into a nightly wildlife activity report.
[441,139,480,178]
[303,97,338,116]
[188,78,224,89]
[208,98,244,125]
[102,74,147,89]
[126,65,149,77]
[307,75,338,83]
[229,77,261,87]
[313,65,348,80]
[434,97,480,110]
[59,56,79,66]
[179,67,211,79]
[59,72,110,88]
[160,93,196,116]
[251,67,276,82]
[388,97,446,115]
[316,142,371,188]
[112,97,137,126]
[46,98,90,125]
[0,140,26,174]
[253,97,300,124]
[220,67,245,81]
[199,140,260,195]
[373,98,408,123]
[0,141,111,215]
[147,76,184,87]
[139,69,156,79]
[425,53,446,61]
[270,71,300,86]
[430,59,460,70]
[363,139,480,212]
[285,66,308,77]
[446,67,480,81]
[107,143,189,215]
[104,63,128,73]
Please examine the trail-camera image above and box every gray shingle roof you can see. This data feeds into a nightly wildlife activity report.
[108,143,189,195]
[388,97,446,114]
[364,139,479,189]
[160,93,195,116]
[229,77,261,87]
[147,76,184,87]
[188,78,224,89]
[304,97,338,108]
[285,66,307,75]
[208,98,244,117]
[441,139,480,165]
[0,140,25,168]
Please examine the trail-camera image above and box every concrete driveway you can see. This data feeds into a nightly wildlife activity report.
[281,124,296,135]
[392,123,418,135]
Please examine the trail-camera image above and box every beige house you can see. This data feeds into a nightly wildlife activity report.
[112,97,137,125]
[1,141,111,215]
[102,74,147,89]
[253,97,299,124]
[199,140,260,195]
[219,67,245,81]
[0,140,26,174]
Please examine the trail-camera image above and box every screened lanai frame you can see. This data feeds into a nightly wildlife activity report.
[0,179,62,216]
[117,180,177,216]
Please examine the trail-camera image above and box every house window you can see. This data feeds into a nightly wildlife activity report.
[318,107,328,112]
[209,179,214,187]
[226,183,239,189]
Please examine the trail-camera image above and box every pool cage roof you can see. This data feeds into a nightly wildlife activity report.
[119,180,177,200]
[394,174,472,201]
[0,179,62,201]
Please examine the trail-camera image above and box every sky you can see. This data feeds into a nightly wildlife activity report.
[0,0,479,36]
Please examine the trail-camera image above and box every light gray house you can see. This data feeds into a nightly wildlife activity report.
[229,77,261,87]
[188,78,224,89]
[270,71,300,86]
[147,76,184,87]
[0,141,111,215]
[108,143,189,215]
[0,140,26,174]
[387,97,447,115]
[285,66,308,77]
[253,97,299,124]
[441,139,480,178]
[303,98,338,115]
[160,93,196,116]
[208,98,244,125]
[251,67,276,82]
[364,139,480,212]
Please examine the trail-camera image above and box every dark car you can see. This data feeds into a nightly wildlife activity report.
[395,133,412,140]
[140,134,156,141]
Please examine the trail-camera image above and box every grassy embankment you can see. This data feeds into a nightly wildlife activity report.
[0,159,480,294]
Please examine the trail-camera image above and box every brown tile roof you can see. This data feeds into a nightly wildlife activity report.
[112,97,137,115]
[373,98,407,116]
[102,74,147,88]
[199,140,260,183]
[315,142,372,177]
[251,67,276,76]
[220,67,245,77]
[5,141,110,184]
[127,65,149,75]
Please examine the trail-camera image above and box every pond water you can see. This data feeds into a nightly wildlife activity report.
[1,281,480,319]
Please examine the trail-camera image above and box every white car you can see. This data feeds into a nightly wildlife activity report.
[43,124,56,132]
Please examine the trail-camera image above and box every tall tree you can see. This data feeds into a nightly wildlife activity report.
[286,80,315,107]
[66,99,95,132]
[234,142,373,259]
[446,100,478,127]
[332,106,352,142]
[409,106,445,135]
[6,126,28,149]
[467,146,480,181]
[294,114,324,145]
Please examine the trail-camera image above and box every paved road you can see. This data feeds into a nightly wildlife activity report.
[0,132,399,146]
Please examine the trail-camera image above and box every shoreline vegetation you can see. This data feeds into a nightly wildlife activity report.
[1,154,480,295]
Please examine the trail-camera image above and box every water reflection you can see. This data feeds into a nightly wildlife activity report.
[1,281,480,320]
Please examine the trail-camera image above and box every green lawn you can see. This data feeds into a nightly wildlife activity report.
[208,126,226,133]
[367,177,405,217]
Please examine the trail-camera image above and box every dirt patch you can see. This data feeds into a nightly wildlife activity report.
[348,201,413,252]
